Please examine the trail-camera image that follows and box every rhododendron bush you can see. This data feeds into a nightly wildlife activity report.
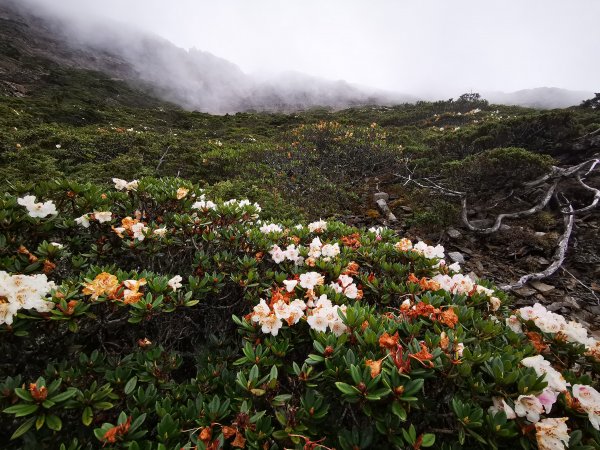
[0,178,599,449]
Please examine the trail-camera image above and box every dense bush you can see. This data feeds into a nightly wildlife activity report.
[1,178,599,449]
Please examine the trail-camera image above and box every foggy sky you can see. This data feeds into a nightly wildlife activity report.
[17,0,600,98]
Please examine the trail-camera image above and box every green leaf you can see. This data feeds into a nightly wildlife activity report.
[46,414,62,431]
[49,388,77,403]
[4,404,39,417]
[11,417,35,440]
[124,376,138,395]
[335,382,359,396]
[13,388,33,402]
[421,433,436,447]
[36,414,46,430]
[82,406,93,426]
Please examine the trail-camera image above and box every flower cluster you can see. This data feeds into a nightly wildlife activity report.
[17,195,57,218]
[516,303,599,353]
[269,244,303,264]
[259,223,283,234]
[113,217,149,241]
[0,271,55,325]
[75,211,112,228]
[112,178,139,191]
[250,292,347,337]
[307,219,327,233]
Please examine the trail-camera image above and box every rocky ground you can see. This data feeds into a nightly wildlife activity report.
[345,183,600,335]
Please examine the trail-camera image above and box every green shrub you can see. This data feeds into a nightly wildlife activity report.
[1,178,598,449]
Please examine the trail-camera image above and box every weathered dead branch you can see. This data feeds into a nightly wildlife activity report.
[396,156,599,290]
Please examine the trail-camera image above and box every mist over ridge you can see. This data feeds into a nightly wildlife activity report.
[0,0,596,112]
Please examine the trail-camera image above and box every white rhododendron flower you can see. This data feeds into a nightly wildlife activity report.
[18,195,57,218]
[50,242,64,249]
[488,397,516,419]
[252,300,270,322]
[94,211,112,223]
[506,315,523,334]
[153,227,167,237]
[283,280,298,292]
[0,271,56,325]
[535,417,569,450]
[431,274,475,295]
[521,355,570,393]
[412,241,445,259]
[321,243,340,259]
[75,214,91,228]
[112,178,139,191]
[572,384,600,430]
[192,195,216,210]
[260,313,282,336]
[130,222,148,241]
[269,245,286,264]
[299,272,324,290]
[514,395,544,423]
[517,303,596,348]
[308,219,327,233]
[259,223,283,234]
[168,275,183,292]
[448,261,461,272]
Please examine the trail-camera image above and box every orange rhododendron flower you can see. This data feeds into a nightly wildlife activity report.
[82,272,119,299]
[222,425,237,439]
[342,261,360,276]
[409,343,434,367]
[29,383,48,402]
[102,416,131,444]
[379,331,399,350]
[440,308,459,329]
[526,331,549,353]
[199,426,212,443]
[365,358,384,378]
[232,431,246,448]
[341,233,361,249]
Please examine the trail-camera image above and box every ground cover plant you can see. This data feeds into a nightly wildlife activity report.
[1,178,599,449]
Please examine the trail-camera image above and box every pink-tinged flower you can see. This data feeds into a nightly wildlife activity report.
[521,355,570,393]
[506,315,523,334]
[537,389,559,414]
[307,313,329,333]
[269,245,286,264]
[330,319,347,336]
[535,417,569,450]
[94,211,112,223]
[283,280,298,292]
[514,395,544,423]
[572,384,600,430]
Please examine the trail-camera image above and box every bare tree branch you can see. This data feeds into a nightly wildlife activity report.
[499,200,574,291]
[460,181,558,234]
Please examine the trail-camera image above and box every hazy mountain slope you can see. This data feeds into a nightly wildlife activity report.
[0,0,414,113]
[485,87,593,109]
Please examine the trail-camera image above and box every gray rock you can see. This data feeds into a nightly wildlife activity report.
[514,287,537,297]
[373,192,389,202]
[447,228,462,239]
[448,251,465,264]
[534,231,547,237]
[530,281,555,293]
[562,296,582,310]
[466,271,479,282]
